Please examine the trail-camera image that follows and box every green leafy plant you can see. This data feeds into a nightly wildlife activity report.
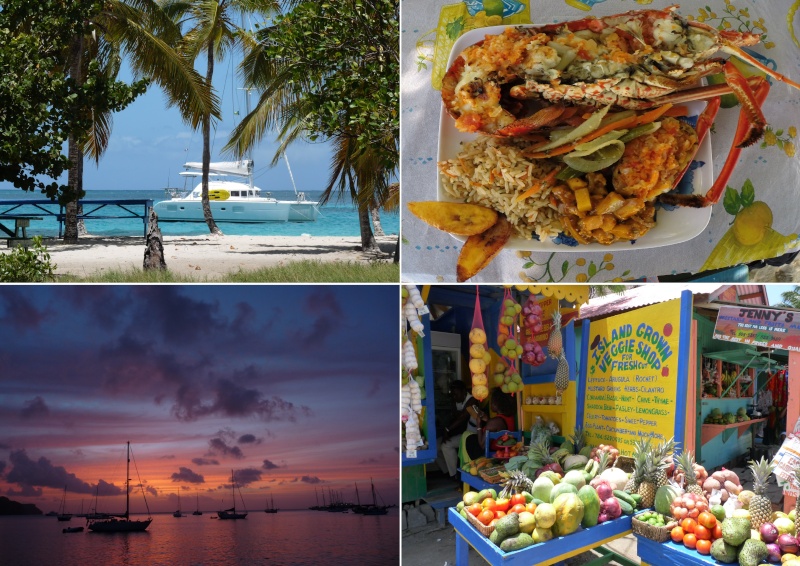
[0,236,57,282]
[722,178,755,217]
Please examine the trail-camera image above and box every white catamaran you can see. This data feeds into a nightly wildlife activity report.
[153,159,318,223]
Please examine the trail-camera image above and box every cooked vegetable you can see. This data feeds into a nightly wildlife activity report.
[533,105,612,152]
[407,201,500,236]
[563,142,625,173]
[619,122,661,143]
[456,216,513,282]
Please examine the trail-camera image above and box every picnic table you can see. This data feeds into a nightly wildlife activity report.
[0,215,43,246]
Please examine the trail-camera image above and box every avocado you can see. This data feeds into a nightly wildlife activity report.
[493,512,520,541]
[499,532,534,552]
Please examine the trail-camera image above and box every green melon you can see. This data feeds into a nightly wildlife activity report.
[654,484,680,516]
[549,482,578,503]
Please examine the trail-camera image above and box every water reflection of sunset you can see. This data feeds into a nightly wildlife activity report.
[0,286,398,514]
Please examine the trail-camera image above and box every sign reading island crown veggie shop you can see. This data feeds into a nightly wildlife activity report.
[713,305,800,352]
[580,297,689,457]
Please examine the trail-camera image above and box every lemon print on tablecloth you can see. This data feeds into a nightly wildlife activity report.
[701,179,799,271]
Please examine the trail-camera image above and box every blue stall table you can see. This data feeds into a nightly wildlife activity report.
[636,535,717,565]
[448,508,635,566]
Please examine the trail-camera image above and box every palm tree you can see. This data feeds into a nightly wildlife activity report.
[226,2,396,252]
[162,0,284,235]
[63,0,218,243]
[777,286,800,308]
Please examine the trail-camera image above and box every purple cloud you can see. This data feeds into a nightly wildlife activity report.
[5,450,123,495]
[299,476,323,484]
[261,459,278,470]
[20,396,49,419]
[170,467,204,484]
[209,438,244,460]
[237,434,259,444]
[234,468,262,487]
[191,457,219,466]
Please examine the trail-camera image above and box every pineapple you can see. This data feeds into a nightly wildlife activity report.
[652,437,677,488]
[569,426,586,455]
[596,450,611,478]
[548,310,563,359]
[527,437,554,467]
[676,450,704,496]
[554,352,569,395]
[623,437,651,493]
[637,451,659,509]
[748,457,775,529]
[500,470,534,499]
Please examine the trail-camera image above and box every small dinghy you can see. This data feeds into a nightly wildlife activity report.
[62,526,84,533]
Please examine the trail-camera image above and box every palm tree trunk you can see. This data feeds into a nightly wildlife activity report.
[202,47,222,236]
[64,34,85,244]
[370,199,384,236]
[393,234,399,264]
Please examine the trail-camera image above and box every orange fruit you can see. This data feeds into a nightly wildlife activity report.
[495,510,506,519]
[683,533,697,550]
[478,509,495,525]
[525,502,537,514]
[694,525,711,541]
[510,504,527,515]
[468,503,483,517]
[696,539,712,555]
[712,524,723,540]
[698,511,716,530]
[510,493,527,506]
[680,518,697,534]
[670,526,685,543]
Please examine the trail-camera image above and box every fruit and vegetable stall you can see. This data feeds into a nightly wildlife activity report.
[402,284,800,566]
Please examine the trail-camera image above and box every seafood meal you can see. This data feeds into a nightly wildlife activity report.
[409,5,800,281]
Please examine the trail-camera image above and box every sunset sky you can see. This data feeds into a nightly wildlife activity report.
[0,285,399,514]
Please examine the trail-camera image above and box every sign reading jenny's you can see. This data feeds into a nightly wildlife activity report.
[713,305,800,352]
[583,299,682,456]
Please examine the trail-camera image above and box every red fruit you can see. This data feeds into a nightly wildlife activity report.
[468,503,482,517]
[662,367,670,377]
[663,323,673,336]
[510,504,526,515]
[510,493,526,507]
[478,509,495,525]
[670,526,685,543]
[683,533,697,549]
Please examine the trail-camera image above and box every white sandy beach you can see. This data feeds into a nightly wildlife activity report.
[32,234,397,280]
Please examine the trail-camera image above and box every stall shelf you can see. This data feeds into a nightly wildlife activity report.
[521,404,567,415]
[636,535,716,565]
[448,508,636,566]
[700,417,767,445]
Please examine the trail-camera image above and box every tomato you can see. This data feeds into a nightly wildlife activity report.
[482,498,497,512]
[494,498,511,513]
[680,518,697,534]
[683,533,697,550]
[495,510,506,519]
[488,518,499,528]
[525,502,537,514]
[712,524,723,540]
[467,503,483,517]
[695,539,711,555]
[510,494,527,507]
[510,504,527,515]
[697,511,716,530]
[670,526,685,543]
[478,509,495,525]
[694,525,711,541]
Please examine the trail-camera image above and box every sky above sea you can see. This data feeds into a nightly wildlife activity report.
[0,286,399,514]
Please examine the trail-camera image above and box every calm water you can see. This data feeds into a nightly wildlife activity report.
[0,189,399,238]
[0,510,398,566]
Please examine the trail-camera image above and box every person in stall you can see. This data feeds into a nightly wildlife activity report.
[464,388,516,460]
[436,380,481,486]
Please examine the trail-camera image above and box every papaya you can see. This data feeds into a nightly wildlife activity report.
[549,482,578,503]
[578,485,601,528]
[551,493,585,537]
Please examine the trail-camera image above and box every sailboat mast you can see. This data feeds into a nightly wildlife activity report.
[371,477,377,506]
[125,441,130,519]
[231,470,235,512]
[355,482,360,506]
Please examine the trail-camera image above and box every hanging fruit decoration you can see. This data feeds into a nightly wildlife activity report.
[469,287,490,401]
[554,352,570,397]
[521,294,546,366]
[497,288,523,395]
[401,285,427,455]
[548,309,563,359]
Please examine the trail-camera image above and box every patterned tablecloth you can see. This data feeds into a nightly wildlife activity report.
[401,0,800,282]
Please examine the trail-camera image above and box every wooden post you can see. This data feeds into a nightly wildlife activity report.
[784,350,800,513]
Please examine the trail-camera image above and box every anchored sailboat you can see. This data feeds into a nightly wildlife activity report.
[264,494,278,514]
[87,442,152,532]
[353,478,388,515]
[193,491,202,516]
[217,470,247,520]
[173,490,182,517]
[57,485,72,522]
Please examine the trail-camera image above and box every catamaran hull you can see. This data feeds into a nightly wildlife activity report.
[153,200,290,223]
[87,518,152,532]
[217,511,247,520]
[285,202,319,222]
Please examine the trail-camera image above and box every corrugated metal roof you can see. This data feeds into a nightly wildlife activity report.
[578,284,723,319]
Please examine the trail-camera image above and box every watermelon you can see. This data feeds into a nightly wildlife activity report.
[655,485,681,516]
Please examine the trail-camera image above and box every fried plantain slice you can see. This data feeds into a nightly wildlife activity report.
[456,215,512,282]
[407,201,499,236]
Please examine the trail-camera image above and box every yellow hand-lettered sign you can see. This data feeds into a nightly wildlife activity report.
[583,298,682,456]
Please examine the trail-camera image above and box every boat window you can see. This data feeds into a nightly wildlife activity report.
[231,191,239,197]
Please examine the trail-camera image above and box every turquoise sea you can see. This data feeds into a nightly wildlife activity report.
[0,189,398,238]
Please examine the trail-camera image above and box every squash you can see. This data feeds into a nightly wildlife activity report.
[563,454,589,472]
[655,484,682,516]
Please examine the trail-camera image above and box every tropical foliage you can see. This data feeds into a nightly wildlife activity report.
[777,286,800,309]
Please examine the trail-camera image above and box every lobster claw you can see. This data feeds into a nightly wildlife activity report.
[658,77,770,208]
[723,61,766,148]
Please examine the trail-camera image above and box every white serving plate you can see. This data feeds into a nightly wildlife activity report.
[437,25,713,252]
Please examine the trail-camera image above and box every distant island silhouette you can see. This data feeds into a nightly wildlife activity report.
[0,496,43,515]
